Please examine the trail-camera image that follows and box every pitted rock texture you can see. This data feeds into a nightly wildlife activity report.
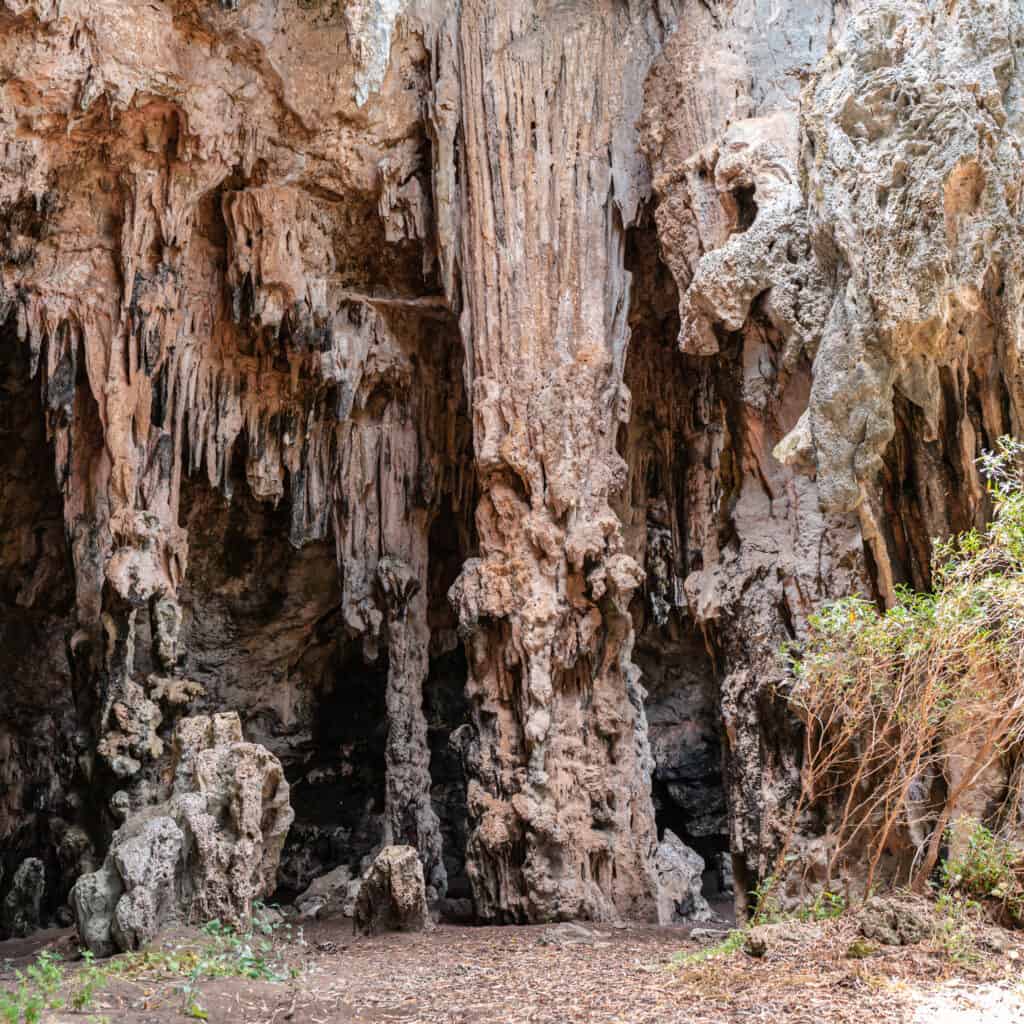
[295,863,361,922]
[2,0,1024,936]
[71,712,293,955]
[354,844,430,935]
[640,0,869,908]
[784,0,1024,516]
[434,0,682,925]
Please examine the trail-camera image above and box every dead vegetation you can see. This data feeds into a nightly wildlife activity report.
[783,438,1024,898]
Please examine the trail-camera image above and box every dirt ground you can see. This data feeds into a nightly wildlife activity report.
[2,916,1023,1024]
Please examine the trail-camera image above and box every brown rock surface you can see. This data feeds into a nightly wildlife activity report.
[2,0,1024,938]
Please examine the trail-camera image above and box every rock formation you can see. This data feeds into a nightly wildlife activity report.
[1,0,1023,935]
[653,830,713,926]
[295,862,361,922]
[1,858,45,939]
[72,712,292,956]
[353,844,430,935]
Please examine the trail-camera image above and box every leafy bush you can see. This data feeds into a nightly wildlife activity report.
[0,952,64,1023]
[942,819,1019,898]
[785,437,1024,895]
[941,817,1024,925]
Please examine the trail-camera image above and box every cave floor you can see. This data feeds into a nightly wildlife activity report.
[3,917,1023,1024]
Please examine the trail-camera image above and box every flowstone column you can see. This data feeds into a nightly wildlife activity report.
[431,0,677,922]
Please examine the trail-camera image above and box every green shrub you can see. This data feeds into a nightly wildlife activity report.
[942,819,1019,898]
[0,952,65,1023]
[69,950,107,1012]
[941,817,1024,925]
[785,437,1024,894]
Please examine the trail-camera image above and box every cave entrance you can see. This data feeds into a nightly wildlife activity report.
[619,217,735,918]
[0,313,79,933]
[276,646,390,900]
[638,625,732,912]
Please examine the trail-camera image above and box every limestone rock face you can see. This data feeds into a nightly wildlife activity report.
[435,0,679,925]
[784,0,1024,526]
[71,713,293,955]
[1,858,46,939]
[4,0,1024,935]
[640,0,868,907]
[353,845,430,935]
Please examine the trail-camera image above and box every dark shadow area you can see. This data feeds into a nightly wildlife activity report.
[0,315,80,933]
[619,217,734,907]
[424,647,471,902]
[275,648,389,900]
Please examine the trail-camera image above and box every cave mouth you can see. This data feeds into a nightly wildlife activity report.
[620,215,734,916]
[640,622,733,912]
[273,643,475,911]
[0,314,79,935]
[275,647,390,902]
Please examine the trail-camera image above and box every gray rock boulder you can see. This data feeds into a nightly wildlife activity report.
[539,922,608,947]
[2,858,45,938]
[110,816,184,951]
[72,712,293,955]
[653,829,714,925]
[295,863,361,920]
[353,845,430,935]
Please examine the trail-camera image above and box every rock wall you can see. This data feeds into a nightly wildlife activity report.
[1,0,1022,931]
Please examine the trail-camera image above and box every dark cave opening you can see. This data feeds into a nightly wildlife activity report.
[424,487,477,913]
[621,217,734,908]
[172,294,479,912]
[424,647,472,903]
[639,624,732,904]
[731,184,759,234]
[275,647,390,901]
[0,315,80,935]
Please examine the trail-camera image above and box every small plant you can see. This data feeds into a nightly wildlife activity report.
[750,874,782,924]
[184,1000,209,1020]
[800,889,846,922]
[110,913,295,1016]
[18,991,42,1024]
[0,989,21,1024]
[934,891,984,965]
[0,951,66,1023]
[70,950,107,1012]
[672,929,745,966]
[24,952,62,1009]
